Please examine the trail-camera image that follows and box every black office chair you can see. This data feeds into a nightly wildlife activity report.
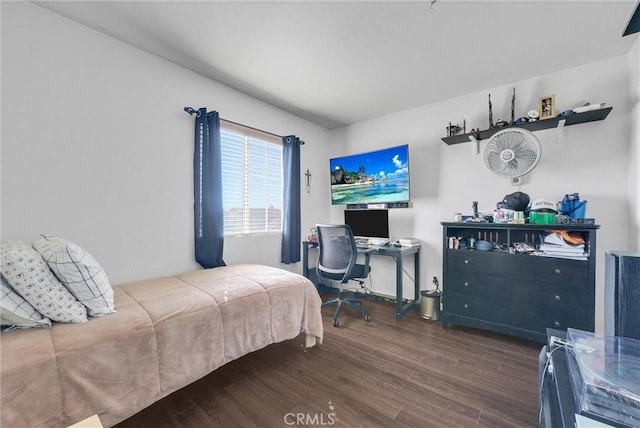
[316,224,371,327]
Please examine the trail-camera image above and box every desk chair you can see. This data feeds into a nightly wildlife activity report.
[316,224,371,327]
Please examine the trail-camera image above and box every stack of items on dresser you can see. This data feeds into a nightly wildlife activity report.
[536,230,587,260]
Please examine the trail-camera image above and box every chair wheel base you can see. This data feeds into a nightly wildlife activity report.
[324,294,370,327]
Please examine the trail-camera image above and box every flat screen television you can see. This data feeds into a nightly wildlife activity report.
[329,144,410,205]
[344,209,389,239]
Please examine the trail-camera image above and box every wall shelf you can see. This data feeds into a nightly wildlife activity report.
[441,107,612,145]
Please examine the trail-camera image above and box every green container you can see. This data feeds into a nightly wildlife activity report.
[529,212,556,224]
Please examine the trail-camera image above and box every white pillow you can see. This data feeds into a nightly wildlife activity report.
[1,275,52,329]
[33,235,115,317]
[0,240,87,323]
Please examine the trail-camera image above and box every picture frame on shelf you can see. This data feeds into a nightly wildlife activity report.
[539,94,555,120]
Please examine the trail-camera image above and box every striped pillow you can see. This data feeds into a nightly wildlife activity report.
[0,275,51,329]
[33,235,115,317]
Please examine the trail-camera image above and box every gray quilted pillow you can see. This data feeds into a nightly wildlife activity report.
[33,235,115,317]
[0,275,51,329]
[0,241,87,323]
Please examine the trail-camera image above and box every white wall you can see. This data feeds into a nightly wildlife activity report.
[629,37,640,248]
[1,2,332,284]
[331,54,635,332]
[0,1,3,244]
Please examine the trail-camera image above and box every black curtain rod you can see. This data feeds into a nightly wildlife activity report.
[184,106,301,143]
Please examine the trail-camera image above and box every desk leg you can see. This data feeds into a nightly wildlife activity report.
[395,255,403,318]
[414,249,420,307]
[395,248,421,319]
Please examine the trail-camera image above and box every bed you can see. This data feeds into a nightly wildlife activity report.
[0,264,323,428]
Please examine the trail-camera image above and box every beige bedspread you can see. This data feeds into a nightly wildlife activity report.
[0,264,323,427]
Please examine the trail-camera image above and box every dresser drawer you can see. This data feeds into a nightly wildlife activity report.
[446,250,509,276]
[445,291,532,328]
[446,271,591,300]
[445,291,590,333]
[446,250,588,284]
[445,273,540,307]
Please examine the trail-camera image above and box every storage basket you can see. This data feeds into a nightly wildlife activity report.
[529,212,556,224]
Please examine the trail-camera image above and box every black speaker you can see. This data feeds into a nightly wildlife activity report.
[605,251,640,340]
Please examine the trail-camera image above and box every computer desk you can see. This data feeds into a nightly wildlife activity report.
[302,241,421,319]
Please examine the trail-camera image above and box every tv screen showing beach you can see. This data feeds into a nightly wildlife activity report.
[329,144,410,205]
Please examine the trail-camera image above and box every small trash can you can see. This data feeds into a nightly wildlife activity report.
[420,291,441,321]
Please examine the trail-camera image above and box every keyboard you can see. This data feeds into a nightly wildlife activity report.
[355,238,390,247]
[369,238,390,246]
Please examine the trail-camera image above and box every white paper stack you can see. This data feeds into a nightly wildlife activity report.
[398,238,420,246]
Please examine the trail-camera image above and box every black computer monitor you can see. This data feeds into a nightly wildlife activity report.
[344,209,389,239]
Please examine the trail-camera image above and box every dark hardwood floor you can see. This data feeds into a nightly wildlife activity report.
[115,298,542,428]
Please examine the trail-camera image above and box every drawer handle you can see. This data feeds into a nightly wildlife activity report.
[555,295,561,301]
[555,268,561,274]
[464,260,469,264]
[464,282,469,287]
[464,304,469,309]
[554,321,560,327]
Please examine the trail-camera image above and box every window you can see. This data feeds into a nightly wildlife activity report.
[220,120,283,236]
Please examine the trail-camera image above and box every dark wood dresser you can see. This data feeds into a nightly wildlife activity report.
[441,222,599,343]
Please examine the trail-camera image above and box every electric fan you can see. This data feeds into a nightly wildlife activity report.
[483,128,542,185]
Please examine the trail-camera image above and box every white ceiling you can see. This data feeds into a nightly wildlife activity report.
[34,0,639,129]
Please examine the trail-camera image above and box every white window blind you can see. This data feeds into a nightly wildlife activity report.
[220,122,283,236]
